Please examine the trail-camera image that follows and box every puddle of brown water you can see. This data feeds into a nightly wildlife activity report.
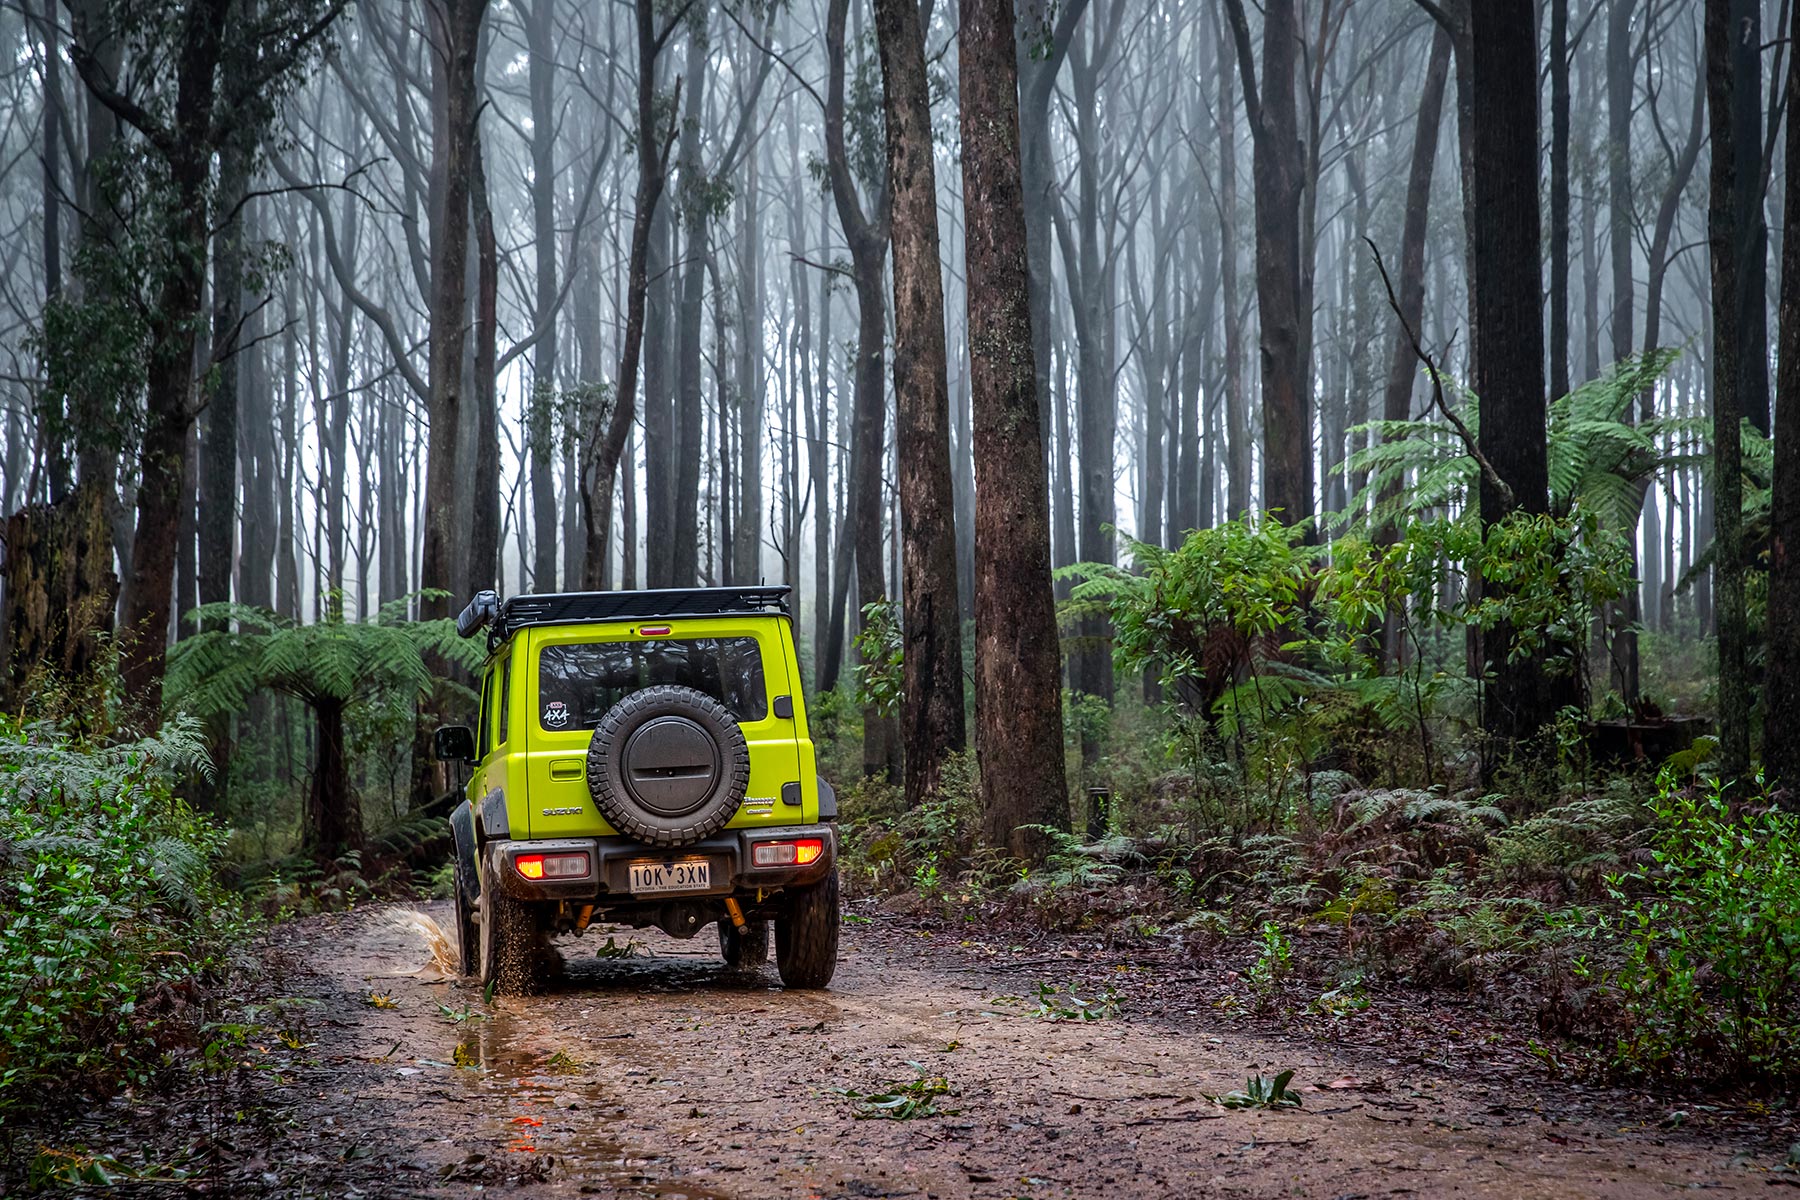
[445,999,736,1199]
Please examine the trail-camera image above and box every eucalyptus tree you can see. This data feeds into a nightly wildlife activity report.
[60,0,345,713]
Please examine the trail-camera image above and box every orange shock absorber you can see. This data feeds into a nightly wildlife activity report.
[723,898,750,935]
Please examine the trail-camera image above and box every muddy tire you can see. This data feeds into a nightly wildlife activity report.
[478,857,540,995]
[775,870,839,989]
[586,685,750,848]
[718,918,770,969]
[453,853,480,977]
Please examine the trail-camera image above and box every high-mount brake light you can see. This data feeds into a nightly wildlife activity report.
[751,838,825,867]
[639,625,672,637]
[514,852,589,881]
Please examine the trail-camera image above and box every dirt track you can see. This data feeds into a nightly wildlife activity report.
[153,900,1783,1200]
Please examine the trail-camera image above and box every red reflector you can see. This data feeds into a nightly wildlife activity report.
[640,625,672,637]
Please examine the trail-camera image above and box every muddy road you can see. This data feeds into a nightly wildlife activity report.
[166,904,1785,1199]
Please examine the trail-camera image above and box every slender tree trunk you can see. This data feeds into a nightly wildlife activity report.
[1548,0,1571,405]
[823,0,897,778]
[1378,26,1451,663]
[960,0,1069,861]
[673,23,709,587]
[1705,0,1755,779]
[583,0,675,588]
[874,0,967,808]
[468,125,501,597]
[526,0,560,591]
[1770,16,1800,797]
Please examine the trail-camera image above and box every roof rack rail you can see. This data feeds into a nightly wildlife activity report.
[455,586,792,643]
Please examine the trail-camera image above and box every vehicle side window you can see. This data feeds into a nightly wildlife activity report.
[496,658,510,746]
[538,637,768,729]
[477,669,493,760]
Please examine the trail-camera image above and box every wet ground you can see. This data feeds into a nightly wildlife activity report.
[104,901,1782,1199]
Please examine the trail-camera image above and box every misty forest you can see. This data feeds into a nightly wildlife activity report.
[5,0,1800,1193]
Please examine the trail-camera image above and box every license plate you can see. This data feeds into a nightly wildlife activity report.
[628,859,712,895]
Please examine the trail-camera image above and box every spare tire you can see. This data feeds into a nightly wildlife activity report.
[586,684,750,846]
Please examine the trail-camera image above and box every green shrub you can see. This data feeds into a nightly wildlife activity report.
[1603,774,1800,1082]
[0,716,247,1115]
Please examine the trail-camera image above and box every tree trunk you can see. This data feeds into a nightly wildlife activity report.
[960,0,1069,861]
[1548,0,1571,405]
[421,0,488,619]
[1471,0,1560,757]
[468,123,501,597]
[526,0,561,591]
[823,0,897,780]
[306,695,361,858]
[1770,12,1800,796]
[1705,0,1756,779]
[672,23,709,588]
[1606,0,1640,700]
[583,0,675,589]
[874,0,967,808]
[1223,0,1312,531]
[1378,26,1451,663]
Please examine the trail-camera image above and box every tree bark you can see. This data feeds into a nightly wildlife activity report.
[1768,0,1800,801]
[1548,0,1571,406]
[525,0,561,591]
[421,0,488,618]
[1222,0,1312,531]
[468,122,501,597]
[874,0,968,808]
[1470,0,1560,757]
[583,0,677,589]
[960,0,1069,860]
[1705,0,1755,779]
[823,0,898,780]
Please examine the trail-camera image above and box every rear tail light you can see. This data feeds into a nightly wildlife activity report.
[752,838,825,867]
[514,852,590,880]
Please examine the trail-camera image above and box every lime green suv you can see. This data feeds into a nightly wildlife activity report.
[436,587,840,993]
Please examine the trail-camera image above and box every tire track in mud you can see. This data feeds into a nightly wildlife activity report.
[276,905,1774,1199]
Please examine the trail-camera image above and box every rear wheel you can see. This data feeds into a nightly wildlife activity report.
[718,917,770,969]
[775,870,839,989]
[478,857,541,995]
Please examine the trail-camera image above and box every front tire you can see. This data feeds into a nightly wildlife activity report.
[478,856,541,995]
[775,871,839,989]
[718,917,770,969]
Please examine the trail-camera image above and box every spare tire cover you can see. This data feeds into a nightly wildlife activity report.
[586,684,750,846]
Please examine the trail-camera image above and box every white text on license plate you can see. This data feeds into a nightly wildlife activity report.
[628,859,712,894]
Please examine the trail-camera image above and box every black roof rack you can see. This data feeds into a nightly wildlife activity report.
[456,586,791,644]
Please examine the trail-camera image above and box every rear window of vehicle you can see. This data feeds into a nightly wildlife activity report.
[537,637,768,730]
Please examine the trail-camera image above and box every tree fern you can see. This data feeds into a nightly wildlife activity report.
[166,595,484,856]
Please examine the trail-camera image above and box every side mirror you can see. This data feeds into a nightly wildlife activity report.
[435,725,476,762]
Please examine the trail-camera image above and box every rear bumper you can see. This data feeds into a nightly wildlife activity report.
[485,825,837,902]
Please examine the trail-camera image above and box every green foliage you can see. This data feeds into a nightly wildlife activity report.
[167,593,480,714]
[852,599,904,718]
[0,716,245,1116]
[1247,920,1292,1004]
[1344,349,1688,529]
[838,1063,954,1120]
[1216,1070,1303,1110]
[1602,774,1800,1082]
[1030,980,1121,1021]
